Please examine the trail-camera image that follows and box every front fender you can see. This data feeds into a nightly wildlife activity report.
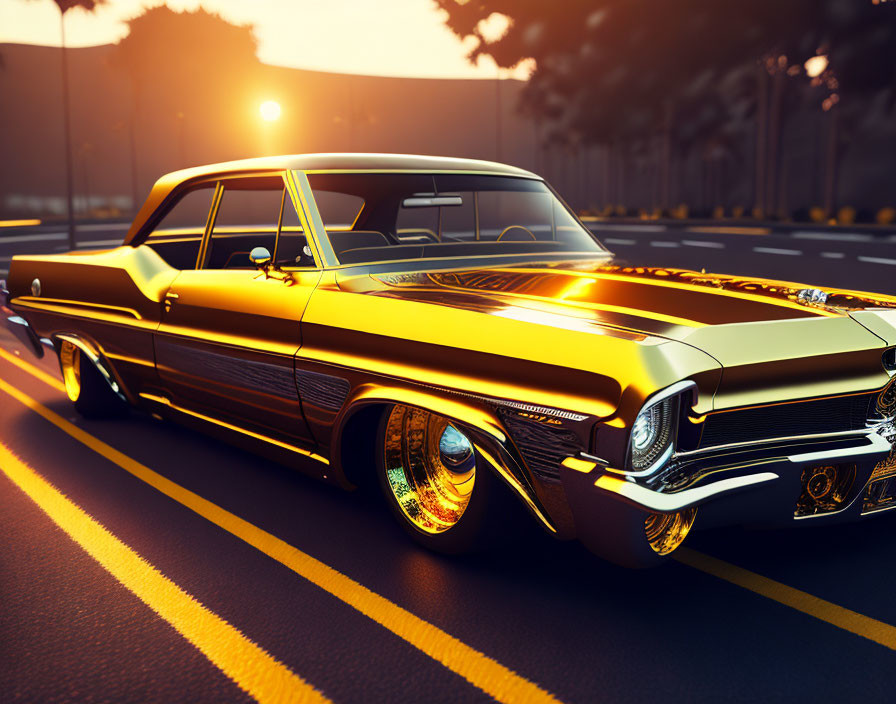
[331,383,558,533]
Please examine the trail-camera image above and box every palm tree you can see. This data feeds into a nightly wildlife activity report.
[47,1,106,248]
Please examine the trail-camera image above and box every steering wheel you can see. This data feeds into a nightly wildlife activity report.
[497,225,536,242]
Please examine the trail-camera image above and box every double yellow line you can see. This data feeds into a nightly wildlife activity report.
[0,347,560,704]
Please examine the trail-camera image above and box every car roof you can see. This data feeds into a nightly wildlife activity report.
[125,153,539,244]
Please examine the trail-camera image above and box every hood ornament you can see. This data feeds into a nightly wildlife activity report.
[797,288,829,305]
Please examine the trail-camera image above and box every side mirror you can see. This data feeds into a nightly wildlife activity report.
[249,246,272,269]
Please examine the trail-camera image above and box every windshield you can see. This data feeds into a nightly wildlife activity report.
[303,172,608,266]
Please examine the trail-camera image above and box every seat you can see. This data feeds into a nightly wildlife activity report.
[222,250,251,269]
[327,230,391,258]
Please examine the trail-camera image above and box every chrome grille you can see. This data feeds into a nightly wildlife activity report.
[697,393,875,449]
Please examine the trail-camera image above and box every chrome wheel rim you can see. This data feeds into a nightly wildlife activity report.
[59,340,81,402]
[644,508,697,556]
[383,405,476,534]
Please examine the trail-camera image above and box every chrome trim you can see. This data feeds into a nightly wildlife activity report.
[643,380,699,408]
[619,380,697,478]
[496,400,588,422]
[675,422,894,461]
[440,385,592,423]
[138,392,330,465]
[578,451,610,467]
[595,472,779,512]
[861,503,896,517]
[787,430,891,463]
[616,443,675,479]
[55,334,126,402]
[4,314,44,359]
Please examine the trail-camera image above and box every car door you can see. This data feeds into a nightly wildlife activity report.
[154,173,321,447]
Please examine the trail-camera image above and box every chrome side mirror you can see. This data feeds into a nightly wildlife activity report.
[249,246,272,269]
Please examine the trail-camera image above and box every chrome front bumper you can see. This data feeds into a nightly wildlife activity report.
[559,426,895,551]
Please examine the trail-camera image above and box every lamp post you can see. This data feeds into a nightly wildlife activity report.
[59,11,76,249]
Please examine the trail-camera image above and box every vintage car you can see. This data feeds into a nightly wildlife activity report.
[4,153,896,567]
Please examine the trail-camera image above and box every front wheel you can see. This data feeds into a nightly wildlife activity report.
[376,404,511,554]
[59,340,127,419]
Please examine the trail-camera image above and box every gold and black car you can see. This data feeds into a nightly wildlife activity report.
[4,153,896,567]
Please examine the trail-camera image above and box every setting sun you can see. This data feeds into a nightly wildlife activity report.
[258,99,282,122]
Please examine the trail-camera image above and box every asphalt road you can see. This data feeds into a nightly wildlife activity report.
[3,221,896,703]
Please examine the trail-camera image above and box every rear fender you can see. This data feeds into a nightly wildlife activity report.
[53,333,129,403]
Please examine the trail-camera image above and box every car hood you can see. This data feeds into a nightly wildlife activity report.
[355,260,896,409]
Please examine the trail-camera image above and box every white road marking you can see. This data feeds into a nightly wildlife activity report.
[603,237,636,245]
[590,224,667,232]
[754,246,802,256]
[76,239,123,247]
[0,232,67,244]
[682,239,725,249]
[650,241,679,248]
[792,231,872,242]
[858,256,896,266]
[820,252,846,259]
[78,222,130,231]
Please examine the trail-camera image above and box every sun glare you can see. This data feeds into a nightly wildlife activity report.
[259,100,282,122]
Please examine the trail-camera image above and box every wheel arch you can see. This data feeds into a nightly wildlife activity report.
[331,383,557,533]
[53,333,129,403]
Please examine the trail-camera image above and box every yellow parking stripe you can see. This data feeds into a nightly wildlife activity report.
[0,370,560,704]
[0,441,329,704]
[0,346,66,393]
[675,547,896,651]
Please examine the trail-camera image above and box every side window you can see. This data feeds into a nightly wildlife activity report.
[204,182,283,270]
[143,186,214,269]
[274,199,314,268]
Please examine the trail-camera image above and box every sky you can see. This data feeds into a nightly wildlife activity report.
[0,0,530,79]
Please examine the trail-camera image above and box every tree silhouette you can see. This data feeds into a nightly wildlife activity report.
[112,7,260,200]
[436,0,896,215]
[38,0,108,245]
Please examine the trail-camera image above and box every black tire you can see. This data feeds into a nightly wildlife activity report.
[375,404,517,555]
[59,341,128,419]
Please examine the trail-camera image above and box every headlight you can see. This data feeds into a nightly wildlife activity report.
[629,397,675,471]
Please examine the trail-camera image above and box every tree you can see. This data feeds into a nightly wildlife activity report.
[436,0,896,215]
[113,7,260,195]
[40,0,108,247]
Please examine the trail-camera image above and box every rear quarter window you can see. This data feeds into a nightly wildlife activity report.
[143,186,214,269]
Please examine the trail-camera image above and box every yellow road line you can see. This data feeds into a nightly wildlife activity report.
[0,218,41,227]
[674,547,896,650]
[0,345,66,393]
[0,440,328,704]
[0,370,560,704]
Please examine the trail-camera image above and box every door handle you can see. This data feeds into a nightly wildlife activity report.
[163,292,179,311]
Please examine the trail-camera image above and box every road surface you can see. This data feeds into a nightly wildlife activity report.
[2,220,896,703]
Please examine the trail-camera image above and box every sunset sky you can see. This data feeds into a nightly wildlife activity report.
[0,0,528,79]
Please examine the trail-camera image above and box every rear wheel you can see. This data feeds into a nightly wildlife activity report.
[59,340,127,419]
[376,404,511,554]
